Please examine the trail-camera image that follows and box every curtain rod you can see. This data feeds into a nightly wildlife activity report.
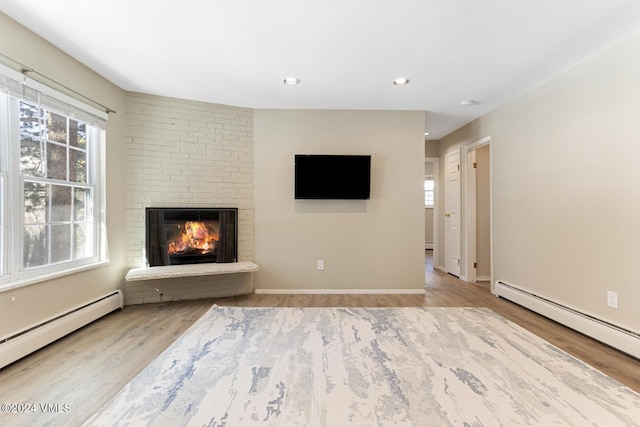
[0,52,116,115]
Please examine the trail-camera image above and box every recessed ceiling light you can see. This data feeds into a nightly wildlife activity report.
[283,77,300,85]
[460,99,480,106]
[424,132,431,136]
[393,77,410,86]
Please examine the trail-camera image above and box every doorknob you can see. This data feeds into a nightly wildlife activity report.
[445,213,451,217]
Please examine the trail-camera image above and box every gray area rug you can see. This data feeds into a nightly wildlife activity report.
[85,306,640,426]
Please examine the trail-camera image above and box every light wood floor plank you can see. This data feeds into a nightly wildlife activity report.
[0,251,637,426]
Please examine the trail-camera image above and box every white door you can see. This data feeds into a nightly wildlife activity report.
[445,149,461,277]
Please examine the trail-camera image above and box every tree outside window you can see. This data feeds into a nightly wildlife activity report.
[20,102,94,269]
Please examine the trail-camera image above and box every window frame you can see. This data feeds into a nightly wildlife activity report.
[0,173,6,278]
[0,93,9,279]
[0,65,108,291]
[424,175,435,208]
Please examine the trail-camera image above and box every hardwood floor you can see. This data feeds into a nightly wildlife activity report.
[0,251,638,426]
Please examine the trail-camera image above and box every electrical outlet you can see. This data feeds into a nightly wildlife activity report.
[317,260,325,271]
[607,291,618,309]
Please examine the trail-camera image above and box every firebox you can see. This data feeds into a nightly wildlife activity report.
[145,207,237,267]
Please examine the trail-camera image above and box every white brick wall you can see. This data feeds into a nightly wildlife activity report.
[123,93,254,304]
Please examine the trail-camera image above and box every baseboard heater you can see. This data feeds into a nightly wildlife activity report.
[494,281,640,359]
[0,290,124,369]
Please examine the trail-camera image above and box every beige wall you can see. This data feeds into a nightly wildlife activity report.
[424,209,434,246]
[0,13,127,338]
[254,110,425,291]
[475,144,490,279]
[424,140,439,157]
[439,29,640,332]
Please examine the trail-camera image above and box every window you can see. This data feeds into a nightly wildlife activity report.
[0,64,108,289]
[0,173,6,277]
[424,176,434,208]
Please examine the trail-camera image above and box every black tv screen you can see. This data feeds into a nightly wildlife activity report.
[295,154,371,199]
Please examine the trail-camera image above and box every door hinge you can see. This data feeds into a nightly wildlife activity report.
[458,259,460,265]
[457,165,460,171]
[473,162,478,169]
[473,262,478,268]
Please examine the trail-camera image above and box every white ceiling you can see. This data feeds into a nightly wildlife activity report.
[2,0,640,139]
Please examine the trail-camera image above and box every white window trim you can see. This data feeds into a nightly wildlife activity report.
[0,64,109,292]
[424,175,435,208]
[0,173,7,279]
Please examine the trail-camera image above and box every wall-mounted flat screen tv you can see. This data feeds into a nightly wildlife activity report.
[295,154,371,200]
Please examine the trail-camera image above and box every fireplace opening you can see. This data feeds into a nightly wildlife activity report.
[146,207,237,267]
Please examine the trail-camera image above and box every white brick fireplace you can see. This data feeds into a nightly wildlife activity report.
[123,93,255,304]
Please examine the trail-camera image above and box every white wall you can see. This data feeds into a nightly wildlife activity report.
[0,13,127,338]
[254,110,425,292]
[439,29,640,332]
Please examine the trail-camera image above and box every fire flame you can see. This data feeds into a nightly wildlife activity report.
[167,221,219,255]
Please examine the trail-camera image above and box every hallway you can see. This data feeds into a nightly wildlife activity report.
[424,249,492,306]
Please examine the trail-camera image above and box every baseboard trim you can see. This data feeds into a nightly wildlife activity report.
[255,288,426,295]
[495,280,640,359]
[476,276,491,282]
[0,291,123,369]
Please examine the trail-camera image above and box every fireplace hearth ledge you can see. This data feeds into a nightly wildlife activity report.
[125,261,259,282]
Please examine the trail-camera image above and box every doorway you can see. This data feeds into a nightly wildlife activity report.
[424,158,438,247]
[464,137,492,284]
[424,157,439,279]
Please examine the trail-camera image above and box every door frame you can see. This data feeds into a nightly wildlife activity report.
[462,135,493,285]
